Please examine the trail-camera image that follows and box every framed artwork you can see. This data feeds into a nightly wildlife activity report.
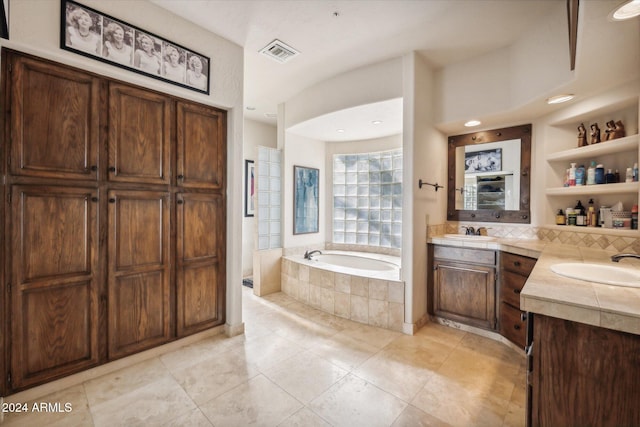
[464,148,502,173]
[244,160,255,217]
[0,0,8,39]
[293,165,319,234]
[60,0,210,94]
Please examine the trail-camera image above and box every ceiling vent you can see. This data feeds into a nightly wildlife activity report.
[259,39,299,64]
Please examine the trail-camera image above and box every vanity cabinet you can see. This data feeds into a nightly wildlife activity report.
[499,252,536,348]
[1,50,226,394]
[528,314,640,426]
[431,245,497,330]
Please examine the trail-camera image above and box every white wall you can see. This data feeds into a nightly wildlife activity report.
[2,0,246,333]
[242,119,277,277]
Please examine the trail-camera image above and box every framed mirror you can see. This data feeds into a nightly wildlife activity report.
[447,124,531,223]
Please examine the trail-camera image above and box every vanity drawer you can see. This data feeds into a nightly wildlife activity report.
[501,252,536,276]
[500,302,526,349]
[433,246,495,266]
[500,270,527,308]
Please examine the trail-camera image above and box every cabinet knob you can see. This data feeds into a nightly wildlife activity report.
[177,174,184,179]
[177,199,184,205]
[514,261,521,267]
[108,166,116,172]
[514,324,521,330]
[90,165,98,171]
[91,197,98,202]
[513,288,521,294]
[108,198,116,203]
[521,312,528,322]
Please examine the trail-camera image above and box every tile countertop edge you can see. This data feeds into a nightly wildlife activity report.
[428,236,640,336]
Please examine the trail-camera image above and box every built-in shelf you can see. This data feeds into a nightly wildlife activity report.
[544,224,639,237]
[546,181,639,196]
[546,134,639,162]
[466,170,515,178]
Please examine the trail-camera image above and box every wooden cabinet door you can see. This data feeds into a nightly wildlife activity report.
[176,102,226,190]
[107,190,171,359]
[108,83,172,185]
[433,260,496,330]
[10,185,99,390]
[9,54,100,180]
[176,192,225,336]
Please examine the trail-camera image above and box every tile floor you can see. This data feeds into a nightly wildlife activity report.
[2,286,526,426]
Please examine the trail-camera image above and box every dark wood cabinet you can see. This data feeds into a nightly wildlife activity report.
[499,252,536,348]
[529,314,640,426]
[1,50,227,395]
[8,55,100,181]
[9,185,100,390]
[431,246,496,330]
[107,190,171,359]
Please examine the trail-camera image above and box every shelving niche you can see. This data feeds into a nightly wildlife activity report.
[543,92,639,234]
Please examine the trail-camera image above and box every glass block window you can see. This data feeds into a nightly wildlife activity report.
[333,149,402,248]
[257,146,282,250]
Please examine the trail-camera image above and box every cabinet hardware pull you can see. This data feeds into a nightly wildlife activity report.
[90,165,98,171]
[514,324,521,330]
[521,313,528,322]
[177,174,184,179]
[108,166,116,172]
[514,289,521,294]
[91,197,98,202]
[514,261,521,267]
[108,198,116,203]
[177,199,184,204]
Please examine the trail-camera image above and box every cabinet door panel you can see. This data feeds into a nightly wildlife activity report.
[176,102,226,190]
[9,55,99,180]
[433,260,495,330]
[108,83,171,184]
[10,186,99,390]
[176,193,225,336]
[108,190,171,359]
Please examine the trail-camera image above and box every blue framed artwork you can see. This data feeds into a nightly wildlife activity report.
[293,165,319,234]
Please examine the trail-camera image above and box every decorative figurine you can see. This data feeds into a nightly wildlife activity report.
[604,120,616,140]
[590,123,601,144]
[612,120,626,139]
[577,123,588,147]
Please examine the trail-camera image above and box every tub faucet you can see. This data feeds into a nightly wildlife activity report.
[611,253,640,262]
[304,250,322,260]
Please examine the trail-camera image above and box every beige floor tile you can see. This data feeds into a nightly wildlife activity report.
[199,374,303,427]
[339,323,402,349]
[308,333,380,371]
[502,401,526,427]
[160,408,213,427]
[229,332,305,372]
[83,358,170,407]
[89,376,196,427]
[263,350,348,404]
[278,407,332,427]
[414,321,467,346]
[171,348,260,405]
[309,373,407,427]
[159,333,232,372]
[1,384,90,427]
[391,404,454,427]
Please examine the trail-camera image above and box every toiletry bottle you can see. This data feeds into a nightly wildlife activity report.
[566,208,576,226]
[605,169,615,184]
[569,163,576,186]
[587,199,596,227]
[556,209,566,225]
[586,161,596,185]
[614,169,620,183]
[632,205,638,230]
[575,200,586,226]
[595,164,605,184]
[626,168,634,183]
[575,165,585,186]
[634,163,639,182]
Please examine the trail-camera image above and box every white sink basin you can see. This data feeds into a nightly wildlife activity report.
[443,234,496,242]
[550,263,640,288]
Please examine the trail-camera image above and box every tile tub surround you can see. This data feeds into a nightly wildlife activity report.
[281,256,405,332]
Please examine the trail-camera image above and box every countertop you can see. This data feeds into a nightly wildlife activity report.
[428,235,640,336]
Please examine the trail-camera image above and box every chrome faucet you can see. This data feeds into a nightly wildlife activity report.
[611,253,640,262]
[461,226,475,235]
[475,227,488,236]
[304,250,322,260]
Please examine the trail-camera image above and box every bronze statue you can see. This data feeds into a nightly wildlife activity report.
[612,120,626,139]
[604,120,616,141]
[577,123,587,147]
[590,123,601,144]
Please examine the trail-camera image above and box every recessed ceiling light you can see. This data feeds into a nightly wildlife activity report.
[336,129,345,133]
[372,120,382,125]
[609,0,640,20]
[264,112,277,119]
[464,120,481,127]
[546,94,575,104]
[246,106,256,111]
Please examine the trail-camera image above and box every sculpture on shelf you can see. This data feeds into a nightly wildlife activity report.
[590,123,601,144]
[604,120,616,140]
[612,120,626,140]
[577,123,587,147]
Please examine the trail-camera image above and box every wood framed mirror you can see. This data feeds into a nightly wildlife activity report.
[447,124,531,223]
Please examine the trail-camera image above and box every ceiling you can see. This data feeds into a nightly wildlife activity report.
[149,0,633,141]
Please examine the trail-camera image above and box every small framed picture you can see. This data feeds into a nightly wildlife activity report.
[293,165,319,234]
[244,160,255,217]
[464,148,502,174]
